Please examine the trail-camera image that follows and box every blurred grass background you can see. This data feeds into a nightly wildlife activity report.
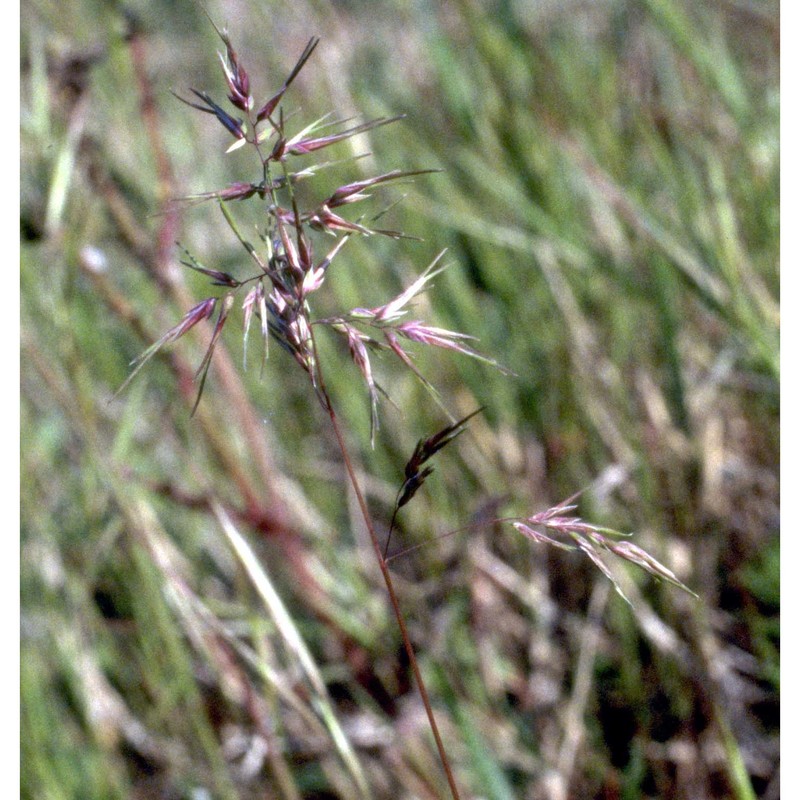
[21,0,779,798]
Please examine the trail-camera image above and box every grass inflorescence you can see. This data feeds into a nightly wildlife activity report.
[22,3,778,799]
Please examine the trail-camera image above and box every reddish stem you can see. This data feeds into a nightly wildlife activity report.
[323,399,462,800]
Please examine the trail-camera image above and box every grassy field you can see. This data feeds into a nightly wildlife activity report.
[21,1,779,798]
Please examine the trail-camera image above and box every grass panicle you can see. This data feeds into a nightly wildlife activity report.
[22,4,777,799]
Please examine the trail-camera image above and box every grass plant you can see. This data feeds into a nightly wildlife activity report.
[22,2,778,798]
